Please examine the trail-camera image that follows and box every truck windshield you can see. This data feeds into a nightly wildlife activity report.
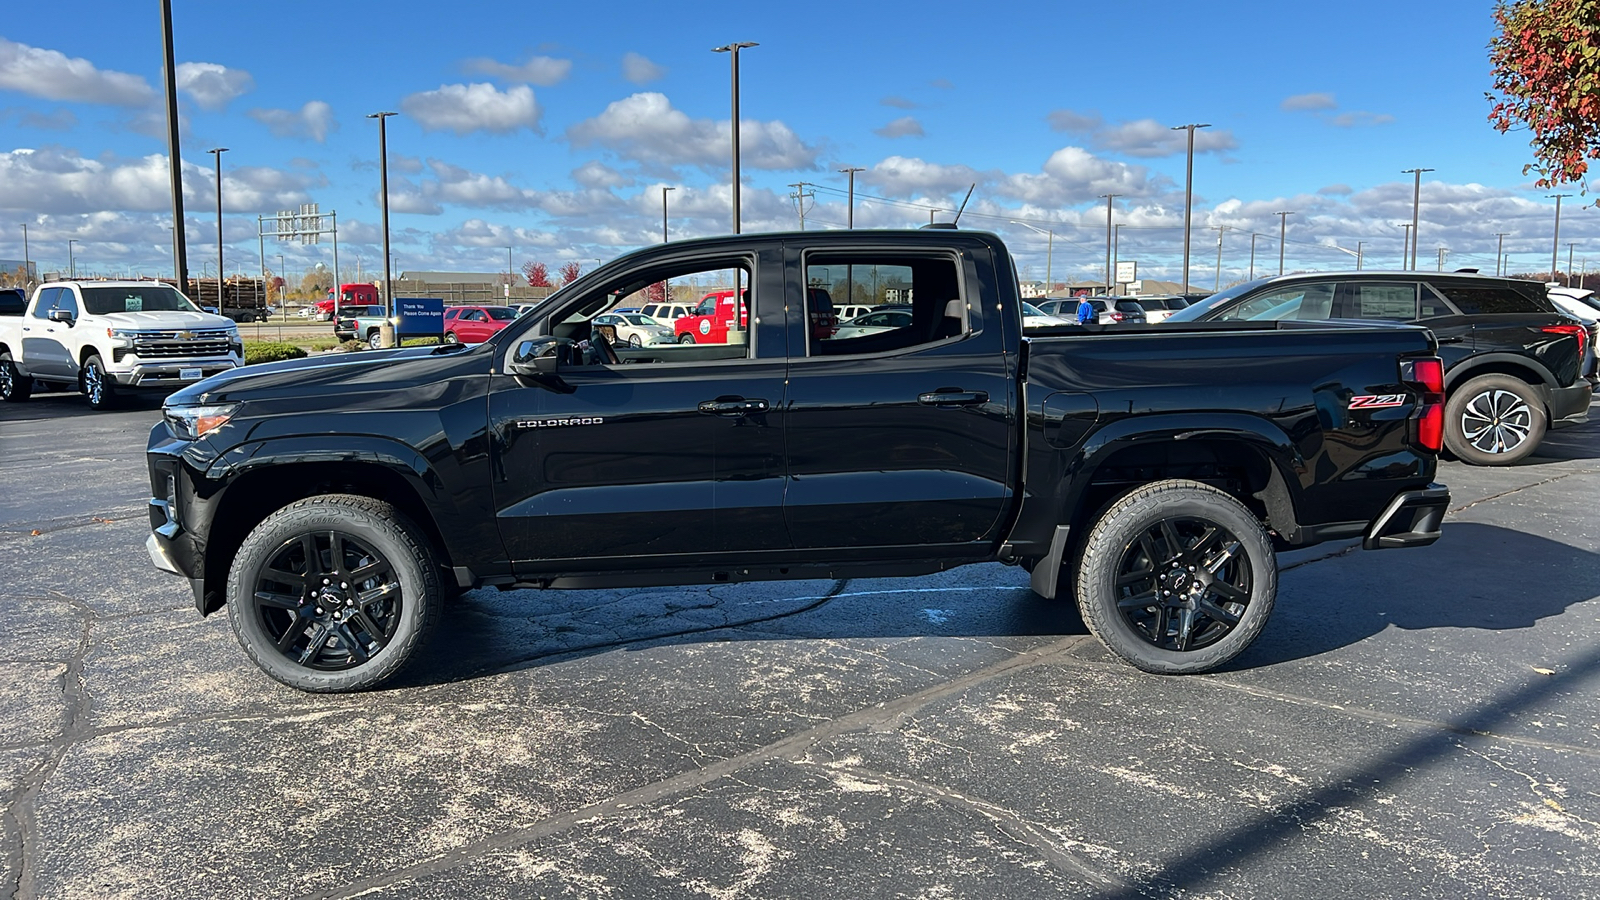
[81,286,199,315]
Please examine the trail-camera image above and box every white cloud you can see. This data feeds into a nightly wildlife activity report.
[874,116,924,139]
[864,156,986,199]
[401,83,542,135]
[1047,109,1102,132]
[462,55,571,86]
[175,62,254,111]
[622,52,666,84]
[2,107,77,130]
[0,37,153,106]
[387,159,542,215]
[1330,111,1395,128]
[881,96,917,110]
[248,100,338,142]
[0,146,313,215]
[566,92,818,170]
[1094,119,1239,158]
[999,147,1157,205]
[1282,92,1337,112]
[572,160,629,189]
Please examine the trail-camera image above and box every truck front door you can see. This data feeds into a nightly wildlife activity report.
[21,287,76,380]
[782,246,1017,559]
[488,247,792,570]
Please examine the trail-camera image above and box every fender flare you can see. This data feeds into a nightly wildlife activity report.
[1444,353,1558,393]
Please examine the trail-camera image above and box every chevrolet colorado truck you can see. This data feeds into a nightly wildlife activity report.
[1,280,242,408]
[145,229,1450,692]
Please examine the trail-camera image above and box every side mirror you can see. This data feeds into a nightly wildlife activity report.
[48,308,74,324]
[508,337,566,377]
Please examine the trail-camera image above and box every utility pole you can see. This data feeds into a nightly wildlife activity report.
[838,166,865,228]
[788,182,814,230]
[1355,240,1365,271]
[1399,223,1412,268]
[1549,193,1572,281]
[159,0,189,287]
[1249,233,1259,281]
[1494,232,1509,275]
[1566,243,1577,286]
[1170,123,1210,295]
[1401,167,1433,269]
[208,147,228,307]
[1437,246,1447,272]
[712,42,758,234]
[18,224,29,286]
[1275,211,1294,275]
[1099,193,1119,294]
[1213,225,1228,290]
[661,186,674,243]
[367,111,398,319]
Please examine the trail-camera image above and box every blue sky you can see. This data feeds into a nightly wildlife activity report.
[1,0,1594,288]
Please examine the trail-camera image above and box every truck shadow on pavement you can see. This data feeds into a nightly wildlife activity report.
[1234,521,1600,669]
[394,522,1595,689]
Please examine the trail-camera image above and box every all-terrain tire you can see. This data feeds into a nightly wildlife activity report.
[226,494,443,692]
[1075,479,1277,675]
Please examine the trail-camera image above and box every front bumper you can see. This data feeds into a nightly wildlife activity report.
[1363,484,1450,550]
[113,359,240,388]
[1549,381,1594,428]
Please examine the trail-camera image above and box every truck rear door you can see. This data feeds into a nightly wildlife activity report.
[780,242,1016,560]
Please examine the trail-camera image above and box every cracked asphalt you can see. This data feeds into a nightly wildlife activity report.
[2,388,1597,899]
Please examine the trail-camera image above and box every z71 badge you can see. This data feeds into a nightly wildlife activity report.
[1348,394,1406,409]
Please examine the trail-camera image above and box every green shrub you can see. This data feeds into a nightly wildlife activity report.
[337,339,366,353]
[310,340,338,352]
[244,341,308,365]
[400,336,444,347]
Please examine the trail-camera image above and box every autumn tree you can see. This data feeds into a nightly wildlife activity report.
[558,261,582,286]
[522,261,551,288]
[646,281,667,303]
[1487,0,1600,195]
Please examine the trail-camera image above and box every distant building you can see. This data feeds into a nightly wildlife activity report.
[0,258,37,285]
[394,270,552,304]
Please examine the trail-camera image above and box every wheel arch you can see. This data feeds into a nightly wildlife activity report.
[1444,354,1557,398]
[197,441,469,615]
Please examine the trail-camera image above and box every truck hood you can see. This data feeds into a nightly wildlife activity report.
[98,310,236,330]
[165,342,484,407]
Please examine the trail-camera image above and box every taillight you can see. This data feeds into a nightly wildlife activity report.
[1110,311,1123,322]
[1541,323,1587,361]
[1403,357,1446,452]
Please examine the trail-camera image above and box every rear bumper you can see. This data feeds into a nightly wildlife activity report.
[1548,381,1593,429]
[1363,484,1450,550]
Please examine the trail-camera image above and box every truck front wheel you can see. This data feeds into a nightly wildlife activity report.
[225,494,443,692]
[81,354,117,410]
[1075,479,1276,675]
[0,351,32,402]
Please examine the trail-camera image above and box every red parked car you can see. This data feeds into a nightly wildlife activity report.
[443,305,518,343]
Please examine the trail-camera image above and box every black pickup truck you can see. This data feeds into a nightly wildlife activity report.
[145,229,1450,692]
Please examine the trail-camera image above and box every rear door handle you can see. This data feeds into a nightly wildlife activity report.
[698,397,769,416]
[1436,336,1465,345]
[918,389,988,407]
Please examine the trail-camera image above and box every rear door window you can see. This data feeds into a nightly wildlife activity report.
[1430,282,1546,314]
[1345,282,1418,321]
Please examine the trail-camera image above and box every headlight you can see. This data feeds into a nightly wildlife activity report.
[108,328,138,347]
[163,403,238,440]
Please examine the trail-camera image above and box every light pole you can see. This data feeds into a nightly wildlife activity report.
[1114,223,1124,291]
[1249,233,1260,280]
[208,147,228,307]
[1098,193,1119,293]
[839,166,865,228]
[661,186,674,242]
[1549,193,1572,281]
[1170,123,1210,294]
[19,224,29,286]
[278,253,286,305]
[68,239,77,278]
[507,245,513,299]
[1275,211,1294,275]
[1011,221,1054,297]
[1401,167,1433,269]
[367,112,398,320]
[159,0,188,288]
[1437,246,1447,272]
[1398,223,1412,268]
[1214,225,1229,291]
[1494,232,1509,275]
[712,42,758,234]
[1566,242,1577,286]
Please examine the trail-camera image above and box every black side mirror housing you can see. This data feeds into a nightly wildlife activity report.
[508,337,567,377]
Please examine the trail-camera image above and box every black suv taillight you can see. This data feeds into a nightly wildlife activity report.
[1401,357,1446,452]
[1541,323,1587,362]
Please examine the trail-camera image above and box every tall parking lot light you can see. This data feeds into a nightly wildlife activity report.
[1401,167,1433,269]
[661,186,674,242]
[1548,193,1572,281]
[839,166,865,228]
[367,112,398,317]
[1098,194,1119,293]
[1275,212,1294,275]
[19,224,29,286]
[1170,123,1209,294]
[1494,233,1509,275]
[68,239,77,279]
[712,42,758,234]
[208,148,228,303]
[160,0,188,287]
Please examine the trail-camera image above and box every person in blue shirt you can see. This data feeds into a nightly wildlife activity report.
[1076,296,1095,324]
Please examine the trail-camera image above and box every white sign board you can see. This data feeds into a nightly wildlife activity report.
[1127,280,1144,295]
[1115,261,1137,284]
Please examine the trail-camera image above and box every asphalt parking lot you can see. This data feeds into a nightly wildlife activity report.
[2,388,1597,899]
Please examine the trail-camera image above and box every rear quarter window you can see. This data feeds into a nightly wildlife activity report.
[1431,283,1546,314]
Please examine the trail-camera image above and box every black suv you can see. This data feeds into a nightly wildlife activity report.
[1167,271,1591,465]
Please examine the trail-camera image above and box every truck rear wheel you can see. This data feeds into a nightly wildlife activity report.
[225,494,443,692]
[0,351,32,402]
[81,354,117,410]
[1075,479,1276,675]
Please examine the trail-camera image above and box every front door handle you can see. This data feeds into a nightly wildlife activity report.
[918,389,988,407]
[698,397,769,416]
[1436,336,1465,345]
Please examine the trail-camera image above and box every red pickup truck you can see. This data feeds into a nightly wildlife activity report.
[675,290,749,344]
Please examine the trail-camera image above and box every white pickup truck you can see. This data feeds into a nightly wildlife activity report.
[0,280,242,409]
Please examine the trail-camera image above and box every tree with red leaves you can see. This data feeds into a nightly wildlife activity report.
[558,261,582,286]
[521,261,550,288]
[646,281,667,303]
[1487,0,1600,197]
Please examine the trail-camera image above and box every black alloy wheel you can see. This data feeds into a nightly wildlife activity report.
[0,351,31,402]
[81,354,116,410]
[227,494,442,692]
[1076,479,1276,674]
